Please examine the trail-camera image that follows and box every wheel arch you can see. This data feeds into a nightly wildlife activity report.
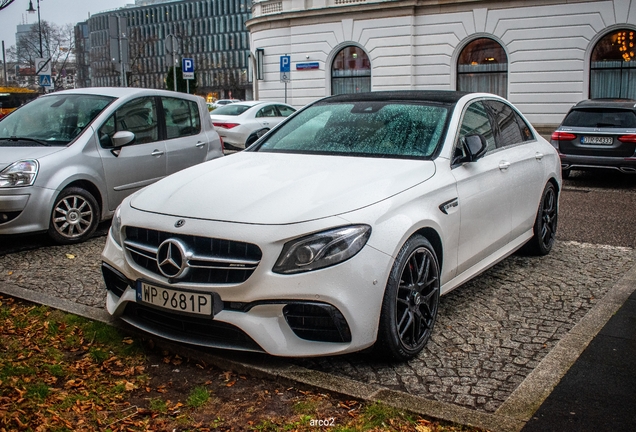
[59,180,104,220]
[411,226,443,271]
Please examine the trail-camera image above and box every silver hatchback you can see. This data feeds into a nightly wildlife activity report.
[0,87,223,244]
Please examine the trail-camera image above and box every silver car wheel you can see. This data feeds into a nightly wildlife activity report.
[48,187,99,244]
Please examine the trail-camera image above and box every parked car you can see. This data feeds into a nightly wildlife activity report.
[551,98,636,177]
[0,87,223,244]
[210,99,240,109]
[102,91,560,360]
[210,101,296,150]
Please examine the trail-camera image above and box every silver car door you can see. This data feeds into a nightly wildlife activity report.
[97,96,167,211]
[162,96,208,175]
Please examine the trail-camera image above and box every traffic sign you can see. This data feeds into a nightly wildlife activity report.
[280,55,291,83]
[39,74,52,87]
[280,55,290,73]
[182,57,194,80]
[36,58,51,76]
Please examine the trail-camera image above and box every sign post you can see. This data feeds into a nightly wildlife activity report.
[280,55,291,103]
[182,57,194,94]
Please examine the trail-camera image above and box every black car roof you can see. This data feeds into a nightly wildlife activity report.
[320,90,471,105]
[573,98,636,110]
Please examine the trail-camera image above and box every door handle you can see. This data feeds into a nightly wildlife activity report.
[499,161,510,171]
[195,141,205,148]
[535,152,544,160]
[151,150,165,157]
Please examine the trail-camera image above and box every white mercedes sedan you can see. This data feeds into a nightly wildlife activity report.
[102,91,561,360]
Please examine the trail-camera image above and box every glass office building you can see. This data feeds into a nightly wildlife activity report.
[78,0,252,99]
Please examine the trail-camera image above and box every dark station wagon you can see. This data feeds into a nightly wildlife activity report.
[551,98,636,177]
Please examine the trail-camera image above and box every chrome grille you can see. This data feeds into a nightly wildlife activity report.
[124,226,262,284]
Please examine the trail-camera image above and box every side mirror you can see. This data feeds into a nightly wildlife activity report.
[111,131,136,148]
[462,134,488,162]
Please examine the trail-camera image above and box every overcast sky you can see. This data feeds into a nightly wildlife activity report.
[1,0,131,50]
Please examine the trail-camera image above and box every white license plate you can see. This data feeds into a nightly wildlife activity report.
[136,281,213,316]
[581,136,613,145]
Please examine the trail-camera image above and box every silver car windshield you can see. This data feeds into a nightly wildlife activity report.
[255,102,449,159]
[0,94,114,146]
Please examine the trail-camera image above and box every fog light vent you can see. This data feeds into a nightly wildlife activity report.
[101,263,131,297]
[283,302,352,343]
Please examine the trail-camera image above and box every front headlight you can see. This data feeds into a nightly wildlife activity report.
[0,160,39,187]
[110,206,123,247]
[273,225,371,274]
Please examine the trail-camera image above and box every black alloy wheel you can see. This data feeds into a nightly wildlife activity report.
[375,235,440,361]
[523,182,558,256]
[48,187,100,244]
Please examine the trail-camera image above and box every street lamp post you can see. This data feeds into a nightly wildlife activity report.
[26,0,43,58]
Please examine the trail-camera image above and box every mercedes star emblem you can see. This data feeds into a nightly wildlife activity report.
[156,238,189,279]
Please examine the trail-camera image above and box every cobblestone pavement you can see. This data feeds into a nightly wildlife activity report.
[0,237,632,416]
[295,241,633,413]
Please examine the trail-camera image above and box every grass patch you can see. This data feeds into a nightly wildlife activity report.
[149,397,168,413]
[293,400,319,415]
[26,382,50,400]
[186,385,210,408]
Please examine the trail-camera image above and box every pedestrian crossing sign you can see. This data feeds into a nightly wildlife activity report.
[39,74,52,87]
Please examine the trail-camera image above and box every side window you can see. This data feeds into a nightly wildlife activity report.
[163,97,201,139]
[275,105,296,117]
[486,100,534,147]
[454,101,496,162]
[256,105,278,118]
[98,97,159,147]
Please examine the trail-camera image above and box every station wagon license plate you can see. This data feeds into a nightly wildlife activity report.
[136,281,213,316]
[581,136,613,145]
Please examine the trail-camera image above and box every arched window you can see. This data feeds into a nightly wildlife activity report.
[331,46,371,95]
[457,38,508,97]
[590,29,636,98]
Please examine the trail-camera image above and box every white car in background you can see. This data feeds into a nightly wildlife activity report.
[210,101,296,150]
[102,91,560,360]
[210,99,240,109]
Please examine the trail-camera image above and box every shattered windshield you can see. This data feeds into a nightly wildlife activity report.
[0,94,114,146]
[254,101,449,158]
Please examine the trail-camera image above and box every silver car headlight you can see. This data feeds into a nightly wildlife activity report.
[0,160,39,188]
[110,206,123,247]
[273,225,371,274]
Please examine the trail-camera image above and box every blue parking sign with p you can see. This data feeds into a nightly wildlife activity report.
[182,58,194,80]
[280,55,290,73]
[183,58,194,73]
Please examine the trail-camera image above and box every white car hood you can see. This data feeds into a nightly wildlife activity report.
[0,146,65,171]
[131,152,436,224]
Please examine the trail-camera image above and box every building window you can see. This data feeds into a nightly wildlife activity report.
[331,46,371,95]
[590,29,636,98]
[457,38,508,97]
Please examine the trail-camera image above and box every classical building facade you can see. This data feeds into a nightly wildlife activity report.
[247,0,636,129]
[77,0,252,100]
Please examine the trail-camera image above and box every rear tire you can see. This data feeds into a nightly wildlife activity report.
[374,235,440,361]
[522,182,558,256]
[48,187,100,245]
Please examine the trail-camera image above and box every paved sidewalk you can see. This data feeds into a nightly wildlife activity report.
[0,238,634,432]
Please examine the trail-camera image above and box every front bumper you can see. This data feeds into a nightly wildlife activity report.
[101,214,393,357]
[0,186,57,234]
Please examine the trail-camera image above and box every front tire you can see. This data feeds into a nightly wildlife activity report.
[48,187,100,244]
[374,235,440,361]
[522,182,558,256]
